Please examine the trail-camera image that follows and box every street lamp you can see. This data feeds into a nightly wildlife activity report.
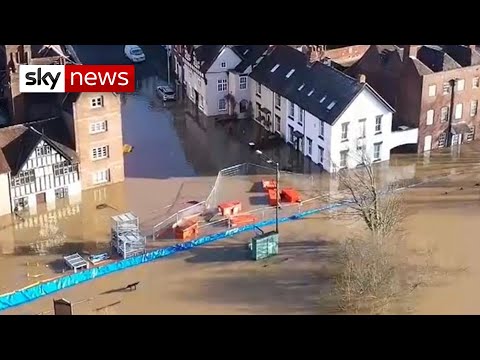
[252,148,280,234]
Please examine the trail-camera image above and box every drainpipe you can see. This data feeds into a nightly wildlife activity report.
[447,78,457,147]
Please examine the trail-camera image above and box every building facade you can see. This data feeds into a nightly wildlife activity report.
[348,45,480,152]
[249,45,417,172]
[173,45,268,118]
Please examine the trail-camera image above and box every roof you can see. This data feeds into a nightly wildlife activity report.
[250,45,394,125]
[232,45,270,73]
[0,119,77,175]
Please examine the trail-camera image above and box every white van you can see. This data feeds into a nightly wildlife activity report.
[124,45,146,63]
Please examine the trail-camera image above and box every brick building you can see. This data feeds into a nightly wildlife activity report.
[348,45,480,152]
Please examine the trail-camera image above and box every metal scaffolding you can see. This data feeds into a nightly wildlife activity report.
[111,213,146,259]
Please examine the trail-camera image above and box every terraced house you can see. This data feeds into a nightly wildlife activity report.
[0,45,124,216]
[348,45,480,152]
[249,45,417,172]
[172,45,268,117]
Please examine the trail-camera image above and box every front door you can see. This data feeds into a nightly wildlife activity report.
[452,134,462,145]
[36,192,46,204]
[423,135,432,152]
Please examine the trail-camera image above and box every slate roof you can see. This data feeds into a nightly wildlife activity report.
[250,45,394,126]
[0,119,77,176]
[232,45,269,73]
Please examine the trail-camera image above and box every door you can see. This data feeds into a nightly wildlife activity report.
[36,192,46,204]
[452,134,462,145]
[423,135,432,152]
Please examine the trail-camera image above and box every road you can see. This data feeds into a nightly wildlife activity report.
[70,45,320,179]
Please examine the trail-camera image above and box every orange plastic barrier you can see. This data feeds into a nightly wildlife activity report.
[281,188,301,203]
[267,189,279,206]
[262,179,277,191]
[230,214,258,227]
[218,201,242,216]
[175,220,199,241]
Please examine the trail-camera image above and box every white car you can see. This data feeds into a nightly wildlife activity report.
[156,85,176,101]
[124,45,146,63]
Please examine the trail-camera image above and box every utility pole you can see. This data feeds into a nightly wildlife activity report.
[166,46,171,86]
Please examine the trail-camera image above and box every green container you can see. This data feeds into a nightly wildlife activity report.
[251,231,279,261]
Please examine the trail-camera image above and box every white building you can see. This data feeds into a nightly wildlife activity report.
[0,123,81,216]
[173,45,268,118]
[249,45,417,172]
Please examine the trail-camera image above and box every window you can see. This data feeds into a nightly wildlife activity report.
[270,64,280,72]
[93,169,110,184]
[288,101,295,118]
[438,132,447,148]
[341,123,349,141]
[440,106,450,122]
[11,170,35,187]
[286,69,295,78]
[467,126,475,142]
[288,125,294,143]
[373,142,382,161]
[443,83,450,95]
[221,61,227,68]
[471,100,478,117]
[428,84,437,97]
[358,119,366,138]
[340,150,348,168]
[90,96,104,108]
[218,98,227,111]
[455,103,463,120]
[327,101,336,110]
[426,110,434,125]
[275,115,281,133]
[35,144,51,157]
[256,102,262,118]
[92,145,109,160]
[318,146,324,164]
[299,109,304,125]
[199,95,204,110]
[457,79,465,91]
[473,77,480,89]
[319,120,324,139]
[14,197,29,211]
[197,78,202,88]
[375,115,382,133]
[55,187,69,199]
[256,82,262,96]
[217,79,227,92]
[89,121,108,134]
[275,93,281,109]
[239,76,247,90]
[307,137,312,156]
[53,161,78,176]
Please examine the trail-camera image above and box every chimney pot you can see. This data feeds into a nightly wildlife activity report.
[357,74,366,83]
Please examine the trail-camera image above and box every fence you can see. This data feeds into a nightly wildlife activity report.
[153,163,319,239]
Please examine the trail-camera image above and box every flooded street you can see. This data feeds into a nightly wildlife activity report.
[2,45,480,314]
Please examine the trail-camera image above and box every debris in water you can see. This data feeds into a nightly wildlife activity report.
[444,192,448,195]
[459,187,464,190]
[475,183,480,187]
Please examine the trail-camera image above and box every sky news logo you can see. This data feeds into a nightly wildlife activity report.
[19,65,135,93]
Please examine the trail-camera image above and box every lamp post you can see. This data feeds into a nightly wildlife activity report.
[249,144,280,233]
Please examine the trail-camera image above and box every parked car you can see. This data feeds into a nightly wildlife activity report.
[124,45,146,63]
[156,85,176,101]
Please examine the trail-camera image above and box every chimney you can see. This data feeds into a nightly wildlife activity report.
[404,45,419,59]
[357,74,366,83]
[470,45,477,51]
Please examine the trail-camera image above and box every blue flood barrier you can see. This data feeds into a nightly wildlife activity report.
[0,200,351,312]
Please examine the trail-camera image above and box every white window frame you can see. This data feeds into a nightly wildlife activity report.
[341,123,349,141]
[91,145,109,160]
[90,96,104,108]
[275,115,281,133]
[318,146,324,164]
[89,120,108,134]
[428,84,437,97]
[217,79,228,92]
[288,101,295,118]
[358,118,366,138]
[256,82,262,96]
[340,150,348,168]
[218,98,227,111]
[93,169,110,185]
[221,61,227,68]
[299,109,304,125]
[306,137,312,156]
[473,77,480,89]
[375,115,382,133]
[319,120,324,139]
[443,83,450,95]
[455,103,463,120]
[471,100,478,117]
[199,95,204,111]
[457,79,465,92]
[426,110,434,125]
[275,93,281,109]
[373,142,382,161]
[239,76,247,90]
[440,106,449,122]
